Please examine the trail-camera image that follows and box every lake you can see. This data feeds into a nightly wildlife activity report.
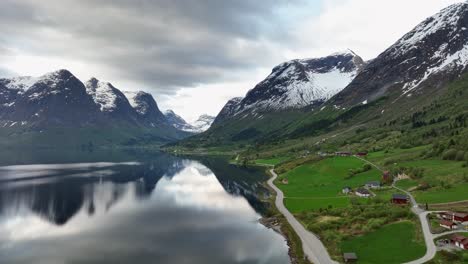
[0,150,290,264]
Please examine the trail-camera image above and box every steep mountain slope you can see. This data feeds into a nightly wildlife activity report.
[85,78,138,123]
[212,97,243,125]
[122,91,168,127]
[0,70,188,148]
[164,110,194,131]
[331,2,468,107]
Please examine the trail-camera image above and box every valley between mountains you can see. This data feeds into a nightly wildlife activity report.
[2,2,468,264]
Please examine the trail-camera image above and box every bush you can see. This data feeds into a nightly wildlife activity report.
[455,151,466,161]
[442,149,458,160]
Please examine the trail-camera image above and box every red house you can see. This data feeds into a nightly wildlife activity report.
[391,194,409,204]
[453,212,468,223]
[356,152,368,157]
[451,234,468,250]
[440,212,468,223]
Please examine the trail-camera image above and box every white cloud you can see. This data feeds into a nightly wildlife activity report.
[288,0,464,60]
[159,68,271,122]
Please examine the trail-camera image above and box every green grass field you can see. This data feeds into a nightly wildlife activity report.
[366,147,468,204]
[341,221,426,264]
[255,157,290,166]
[277,156,381,212]
[395,179,419,190]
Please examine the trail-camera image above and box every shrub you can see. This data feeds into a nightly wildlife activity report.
[442,149,458,160]
[455,151,466,161]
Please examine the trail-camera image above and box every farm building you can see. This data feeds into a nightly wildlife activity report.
[451,234,468,250]
[391,194,409,204]
[439,220,457,230]
[356,152,367,157]
[440,212,468,224]
[342,186,352,194]
[355,188,371,198]
[365,181,381,189]
[343,252,358,263]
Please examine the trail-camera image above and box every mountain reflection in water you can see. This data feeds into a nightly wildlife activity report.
[0,151,289,264]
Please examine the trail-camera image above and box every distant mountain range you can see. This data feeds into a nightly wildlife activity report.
[0,70,189,148]
[164,110,215,133]
[177,2,468,148]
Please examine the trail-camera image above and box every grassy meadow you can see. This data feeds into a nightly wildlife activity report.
[340,221,425,264]
[275,156,381,213]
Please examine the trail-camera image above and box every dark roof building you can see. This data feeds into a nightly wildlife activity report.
[356,188,371,197]
[391,194,409,204]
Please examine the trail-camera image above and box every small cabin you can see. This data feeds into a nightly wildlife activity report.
[343,252,358,263]
[356,188,371,198]
[356,152,368,157]
[365,181,381,189]
[440,220,457,230]
[391,194,409,204]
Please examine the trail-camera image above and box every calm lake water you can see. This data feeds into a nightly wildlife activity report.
[0,150,289,264]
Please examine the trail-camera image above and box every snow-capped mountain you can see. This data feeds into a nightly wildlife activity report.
[0,69,100,127]
[214,51,364,123]
[332,2,468,107]
[0,69,183,143]
[85,78,138,123]
[164,110,194,131]
[191,114,215,132]
[164,110,215,133]
[122,91,168,127]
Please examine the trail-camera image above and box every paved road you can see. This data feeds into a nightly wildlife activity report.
[268,169,338,264]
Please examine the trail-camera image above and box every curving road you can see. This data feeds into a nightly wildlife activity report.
[268,169,338,264]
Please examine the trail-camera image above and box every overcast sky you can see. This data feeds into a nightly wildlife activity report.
[0,0,462,122]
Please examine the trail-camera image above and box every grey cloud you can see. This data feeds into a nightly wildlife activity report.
[0,0,300,94]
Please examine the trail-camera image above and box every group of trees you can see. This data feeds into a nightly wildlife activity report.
[346,164,372,179]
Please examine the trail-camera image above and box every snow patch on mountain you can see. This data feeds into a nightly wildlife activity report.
[393,3,466,57]
[190,114,215,133]
[123,91,151,115]
[239,51,362,114]
[85,78,118,112]
[2,76,38,92]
